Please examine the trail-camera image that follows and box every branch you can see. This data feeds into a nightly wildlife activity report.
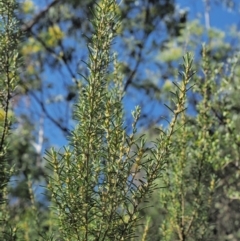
[123,52,141,92]
[123,7,151,92]
[31,30,77,83]
[30,90,70,135]
[20,80,70,135]
[21,0,61,32]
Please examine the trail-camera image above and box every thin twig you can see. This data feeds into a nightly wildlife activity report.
[21,0,61,32]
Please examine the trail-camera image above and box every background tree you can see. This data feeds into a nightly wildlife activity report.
[1,0,240,240]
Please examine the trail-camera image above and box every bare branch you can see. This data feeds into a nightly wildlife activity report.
[21,0,61,32]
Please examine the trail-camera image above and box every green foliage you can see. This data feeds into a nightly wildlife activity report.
[1,0,240,240]
[157,47,220,240]
[134,48,240,241]
[45,1,185,239]
[0,0,20,239]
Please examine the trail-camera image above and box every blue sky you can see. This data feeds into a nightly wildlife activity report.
[178,0,240,30]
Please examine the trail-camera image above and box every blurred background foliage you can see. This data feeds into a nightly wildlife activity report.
[3,0,240,240]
